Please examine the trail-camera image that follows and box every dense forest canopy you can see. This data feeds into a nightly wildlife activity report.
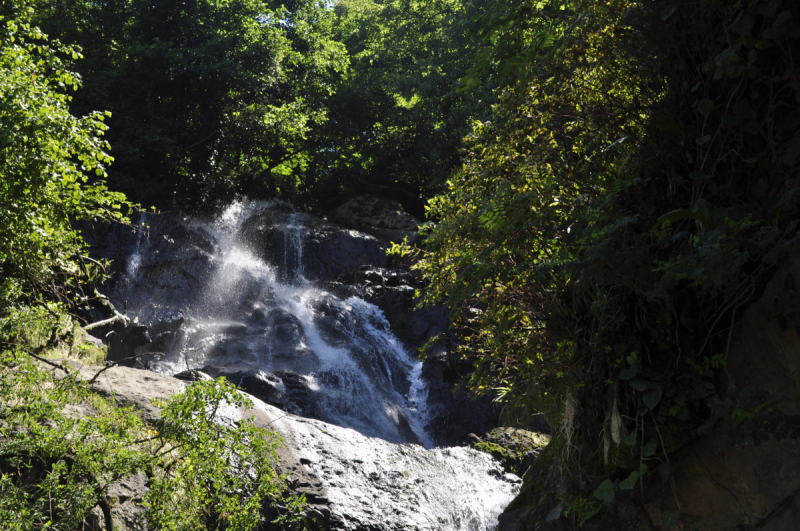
[24,0,496,215]
[2,0,800,527]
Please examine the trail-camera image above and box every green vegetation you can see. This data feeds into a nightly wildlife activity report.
[398,0,800,526]
[472,428,549,475]
[29,0,348,212]
[0,2,128,318]
[0,352,302,530]
[0,1,303,527]
[307,0,495,213]
[3,0,800,526]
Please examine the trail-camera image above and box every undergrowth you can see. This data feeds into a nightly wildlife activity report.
[397,0,800,527]
[0,347,306,530]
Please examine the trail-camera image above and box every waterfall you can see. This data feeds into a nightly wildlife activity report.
[125,212,147,280]
[142,201,434,447]
[112,200,522,530]
[283,212,305,282]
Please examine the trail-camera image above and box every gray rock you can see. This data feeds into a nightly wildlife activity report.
[69,364,521,531]
[329,195,421,244]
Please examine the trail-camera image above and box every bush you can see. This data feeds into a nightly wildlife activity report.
[0,351,304,530]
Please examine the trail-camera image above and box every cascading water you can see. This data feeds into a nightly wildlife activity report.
[126,201,433,447]
[115,200,520,530]
[125,212,146,280]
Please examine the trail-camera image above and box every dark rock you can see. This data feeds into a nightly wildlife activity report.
[106,319,151,367]
[238,205,387,282]
[328,195,421,244]
[419,346,500,447]
[331,266,447,349]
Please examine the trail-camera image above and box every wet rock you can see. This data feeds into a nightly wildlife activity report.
[105,214,217,322]
[106,319,151,367]
[331,266,447,348]
[86,202,499,449]
[421,347,501,447]
[238,205,387,282]
[69,364,520,531]
[198,366,321,419]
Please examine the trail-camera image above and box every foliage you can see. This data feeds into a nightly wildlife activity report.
[30,0,348,212]
[0,351,302,530]
[402,0,800,523]
[0,7,303,527]
[0,1,130,317]
[305,0,496,214]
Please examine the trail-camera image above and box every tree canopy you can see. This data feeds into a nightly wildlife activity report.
[30,0,348,211]
[402,0,800,522]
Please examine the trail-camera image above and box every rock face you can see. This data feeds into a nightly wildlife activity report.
[641,261,800,531]
[85,200,498,449]
[329,195,421,244]
[496,261,800,531]
[73,364,521,531]
[238,206,389,282]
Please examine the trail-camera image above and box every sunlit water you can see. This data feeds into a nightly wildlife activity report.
[125,201,433,447]
[117,201,521,530]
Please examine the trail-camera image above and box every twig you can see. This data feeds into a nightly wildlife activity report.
[87,354,143,384]
[0,341,70,375]
[84,315,124,331]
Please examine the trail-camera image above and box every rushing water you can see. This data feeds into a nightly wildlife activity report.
[123,201,433,447]
[115,201,520,530]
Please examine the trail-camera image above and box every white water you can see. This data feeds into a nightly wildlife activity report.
[145,201,434,447]
[125,212,147,280]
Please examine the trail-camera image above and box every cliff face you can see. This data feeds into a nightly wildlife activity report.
[645,262,800,531]
[499,262,800,531]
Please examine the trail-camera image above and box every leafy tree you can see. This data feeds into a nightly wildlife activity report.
[30,0,348,211]
[0,352,302,530]
[0,1,128,320]
[305,0,495,214]
[404,0,800,523]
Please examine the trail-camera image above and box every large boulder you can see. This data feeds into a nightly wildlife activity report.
[69,364,521,531]
[328,195,421,244]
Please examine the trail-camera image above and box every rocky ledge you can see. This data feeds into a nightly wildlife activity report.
[62,362,520,531]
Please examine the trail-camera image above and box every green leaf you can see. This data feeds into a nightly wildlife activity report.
[624,432,637,446]
[643,387,663,410]
[629,380,654,392]
[696,99,715,117]
[641,441,657,457]
[772,11,792,27]
[619,470,640,490]
[659,209,701,224]
[593,479,616,504]
[619,364,638,380]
